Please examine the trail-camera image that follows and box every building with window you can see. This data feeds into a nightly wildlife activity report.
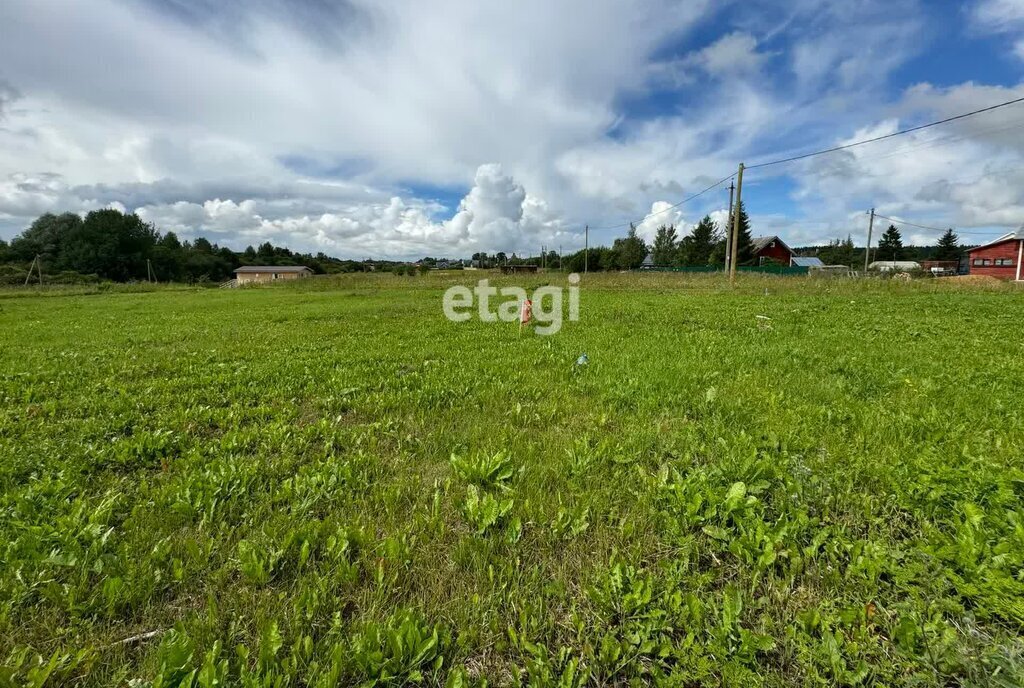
[234,265,314,284]
[967,229,1023,281]
[751,236,795,266]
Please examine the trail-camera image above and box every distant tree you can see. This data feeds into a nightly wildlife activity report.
[708,203,752,267]
[495,251,507,265]
[933,228,961,261]
[679,215,719,266]
[57,209,157,280]
[151,231,184,282]
[193,237,215,254]
[250,241,273,259]
[10,212,83,265]
[0,238,8,263]
[613,224,648,270]
[651,225,679,266]
[876,224,905,262]
[243,245,257,259]
[733,201,754,266]
[820,235,857,267]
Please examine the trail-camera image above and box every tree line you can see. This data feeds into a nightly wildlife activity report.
[0,209,377,284]
[556,202,756,273]
[0,207,971,284]
[803,225,964,267]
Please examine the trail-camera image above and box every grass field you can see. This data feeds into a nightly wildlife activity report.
[1,273,1023,687]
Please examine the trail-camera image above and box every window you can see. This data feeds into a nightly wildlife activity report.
[995,258,1015,267]
[972,258,993,266]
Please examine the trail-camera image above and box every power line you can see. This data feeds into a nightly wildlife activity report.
[872,213,1001,236]
[871,213,948,232]
[583,96,1024,237]
[587,172,735,231]
[746,95,1024,170]
[851,118,1024,164]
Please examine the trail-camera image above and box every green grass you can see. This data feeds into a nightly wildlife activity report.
[1,273,1023,686]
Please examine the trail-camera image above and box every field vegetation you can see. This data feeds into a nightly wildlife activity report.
[1,273,1022,686]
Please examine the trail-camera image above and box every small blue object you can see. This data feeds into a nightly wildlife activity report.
[575,353,589,366]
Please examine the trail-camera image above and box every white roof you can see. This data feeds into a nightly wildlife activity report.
[868,261,921,270]
[234,265,312,273]
[969,228,1024,252]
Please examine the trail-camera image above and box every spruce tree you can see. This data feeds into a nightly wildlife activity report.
[733,201,754,266]
[933,228,961,262]
[876,224,905,262]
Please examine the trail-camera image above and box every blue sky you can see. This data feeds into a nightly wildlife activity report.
[1,0,1023,257]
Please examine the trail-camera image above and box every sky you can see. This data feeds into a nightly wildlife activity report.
[1,0,1024,258]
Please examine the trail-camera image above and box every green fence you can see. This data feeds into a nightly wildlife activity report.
[738,265,809,275]
[641,266,720,273]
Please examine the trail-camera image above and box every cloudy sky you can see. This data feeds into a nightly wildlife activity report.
[1,0,1024,258]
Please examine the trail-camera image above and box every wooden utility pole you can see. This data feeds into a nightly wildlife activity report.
[729,163,745,282]
[864,208,875,273]
[584,225,589,274]
[24,255,42,286]
[726,181,735,274]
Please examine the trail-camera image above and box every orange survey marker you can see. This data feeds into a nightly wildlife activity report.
[519,299,532,332]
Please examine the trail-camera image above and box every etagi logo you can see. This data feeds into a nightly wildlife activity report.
[442,274,580,335]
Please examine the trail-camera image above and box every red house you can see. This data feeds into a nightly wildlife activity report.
[968,230,1023,281]
[751,236,795,266]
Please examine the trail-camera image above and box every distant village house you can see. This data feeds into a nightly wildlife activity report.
[751,236,795,266]
[234,265,313,284]
[968,229,1022,281]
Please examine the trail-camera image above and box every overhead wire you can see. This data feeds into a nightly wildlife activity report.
[582,95,1024,238]
[829,118,1024,167]
[872,213,1001,236]
[586,172,735,231]
[745,95,1024,170]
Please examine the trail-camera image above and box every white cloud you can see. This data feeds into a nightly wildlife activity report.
[133,164,575,258]
[0,0,1021,254]
[789,82,1024,234]
[970,0,1024,59]
[695,32,766,76]
[972,0,1024,30]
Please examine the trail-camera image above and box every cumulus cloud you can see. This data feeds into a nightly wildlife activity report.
[133,164,574,258]
[0,0,1022,253]
[789,82,1024,233]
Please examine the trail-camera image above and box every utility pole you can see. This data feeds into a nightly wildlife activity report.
[559,244,562,270]
[24,255,42,286]
[864,208,875,273]
[24,256,36,286]
[729,163,745,282]
[726,181,735,274]
[584,225,589,274]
